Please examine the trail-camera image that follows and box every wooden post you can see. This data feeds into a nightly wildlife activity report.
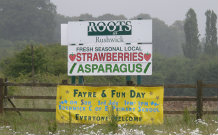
[0,78,4,113]
[62,80,68,85]
[196,80,203,119]
[4,78,7,108]
[4,78,21,116]
[4,78,7,97]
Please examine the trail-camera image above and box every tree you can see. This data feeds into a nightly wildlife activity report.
[0,0,56,43]
[183,8,200,59]
[205,10,217,55]
[1,45,47,77]
[153,18,185,57]
[205,10,212,54]
[0,44,68,78]
[211,11,217,54]
[97,13,127,20]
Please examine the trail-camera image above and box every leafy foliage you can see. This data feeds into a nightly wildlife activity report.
[0,0,56,43]
[142,54,218,96]
[0,44,68,77]
[153,18,184,57]
[1,45,47,77]
[183,8,200,59]
[205,10,217,55]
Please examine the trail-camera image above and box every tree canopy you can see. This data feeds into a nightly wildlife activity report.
[0,0,56,43]
[183,8,200,59]
[205,10,217,55]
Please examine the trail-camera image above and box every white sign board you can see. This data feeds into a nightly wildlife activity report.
[68,44,152,76]
[61,24,68,45]
[62,20,152,45]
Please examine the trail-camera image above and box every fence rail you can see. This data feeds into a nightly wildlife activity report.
[0,82,197,88]
[0,78,217,119]
[1,82,218,88]
[5,96,56,99]
[3,96,218,101]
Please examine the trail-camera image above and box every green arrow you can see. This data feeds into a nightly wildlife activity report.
[144,62,151,74]
[69,63,77,74]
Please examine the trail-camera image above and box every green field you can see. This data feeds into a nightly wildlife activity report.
[0,112,218,135]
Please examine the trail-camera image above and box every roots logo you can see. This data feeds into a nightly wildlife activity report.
[88,21,132,36]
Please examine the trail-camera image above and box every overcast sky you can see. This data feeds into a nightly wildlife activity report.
[51,0,218,38]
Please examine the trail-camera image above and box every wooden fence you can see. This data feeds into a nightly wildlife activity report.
[0,78,217,119]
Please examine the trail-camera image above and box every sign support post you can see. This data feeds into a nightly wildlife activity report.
[71,76,76,85]
[137,75,141,85]
[79,76,83,85]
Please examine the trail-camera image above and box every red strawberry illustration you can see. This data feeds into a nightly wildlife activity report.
[69,54,76,61]
[144,53,151,61]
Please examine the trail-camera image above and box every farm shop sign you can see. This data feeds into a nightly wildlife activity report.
[61,20,152,45]
[56,85,164,124]
[68,44,152,76]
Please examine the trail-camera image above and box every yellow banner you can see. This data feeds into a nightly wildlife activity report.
[56,86,164,125]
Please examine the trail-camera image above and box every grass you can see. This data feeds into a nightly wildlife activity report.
[108,105,119,134]
[183,107,191,125]
[0,112,218,135]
